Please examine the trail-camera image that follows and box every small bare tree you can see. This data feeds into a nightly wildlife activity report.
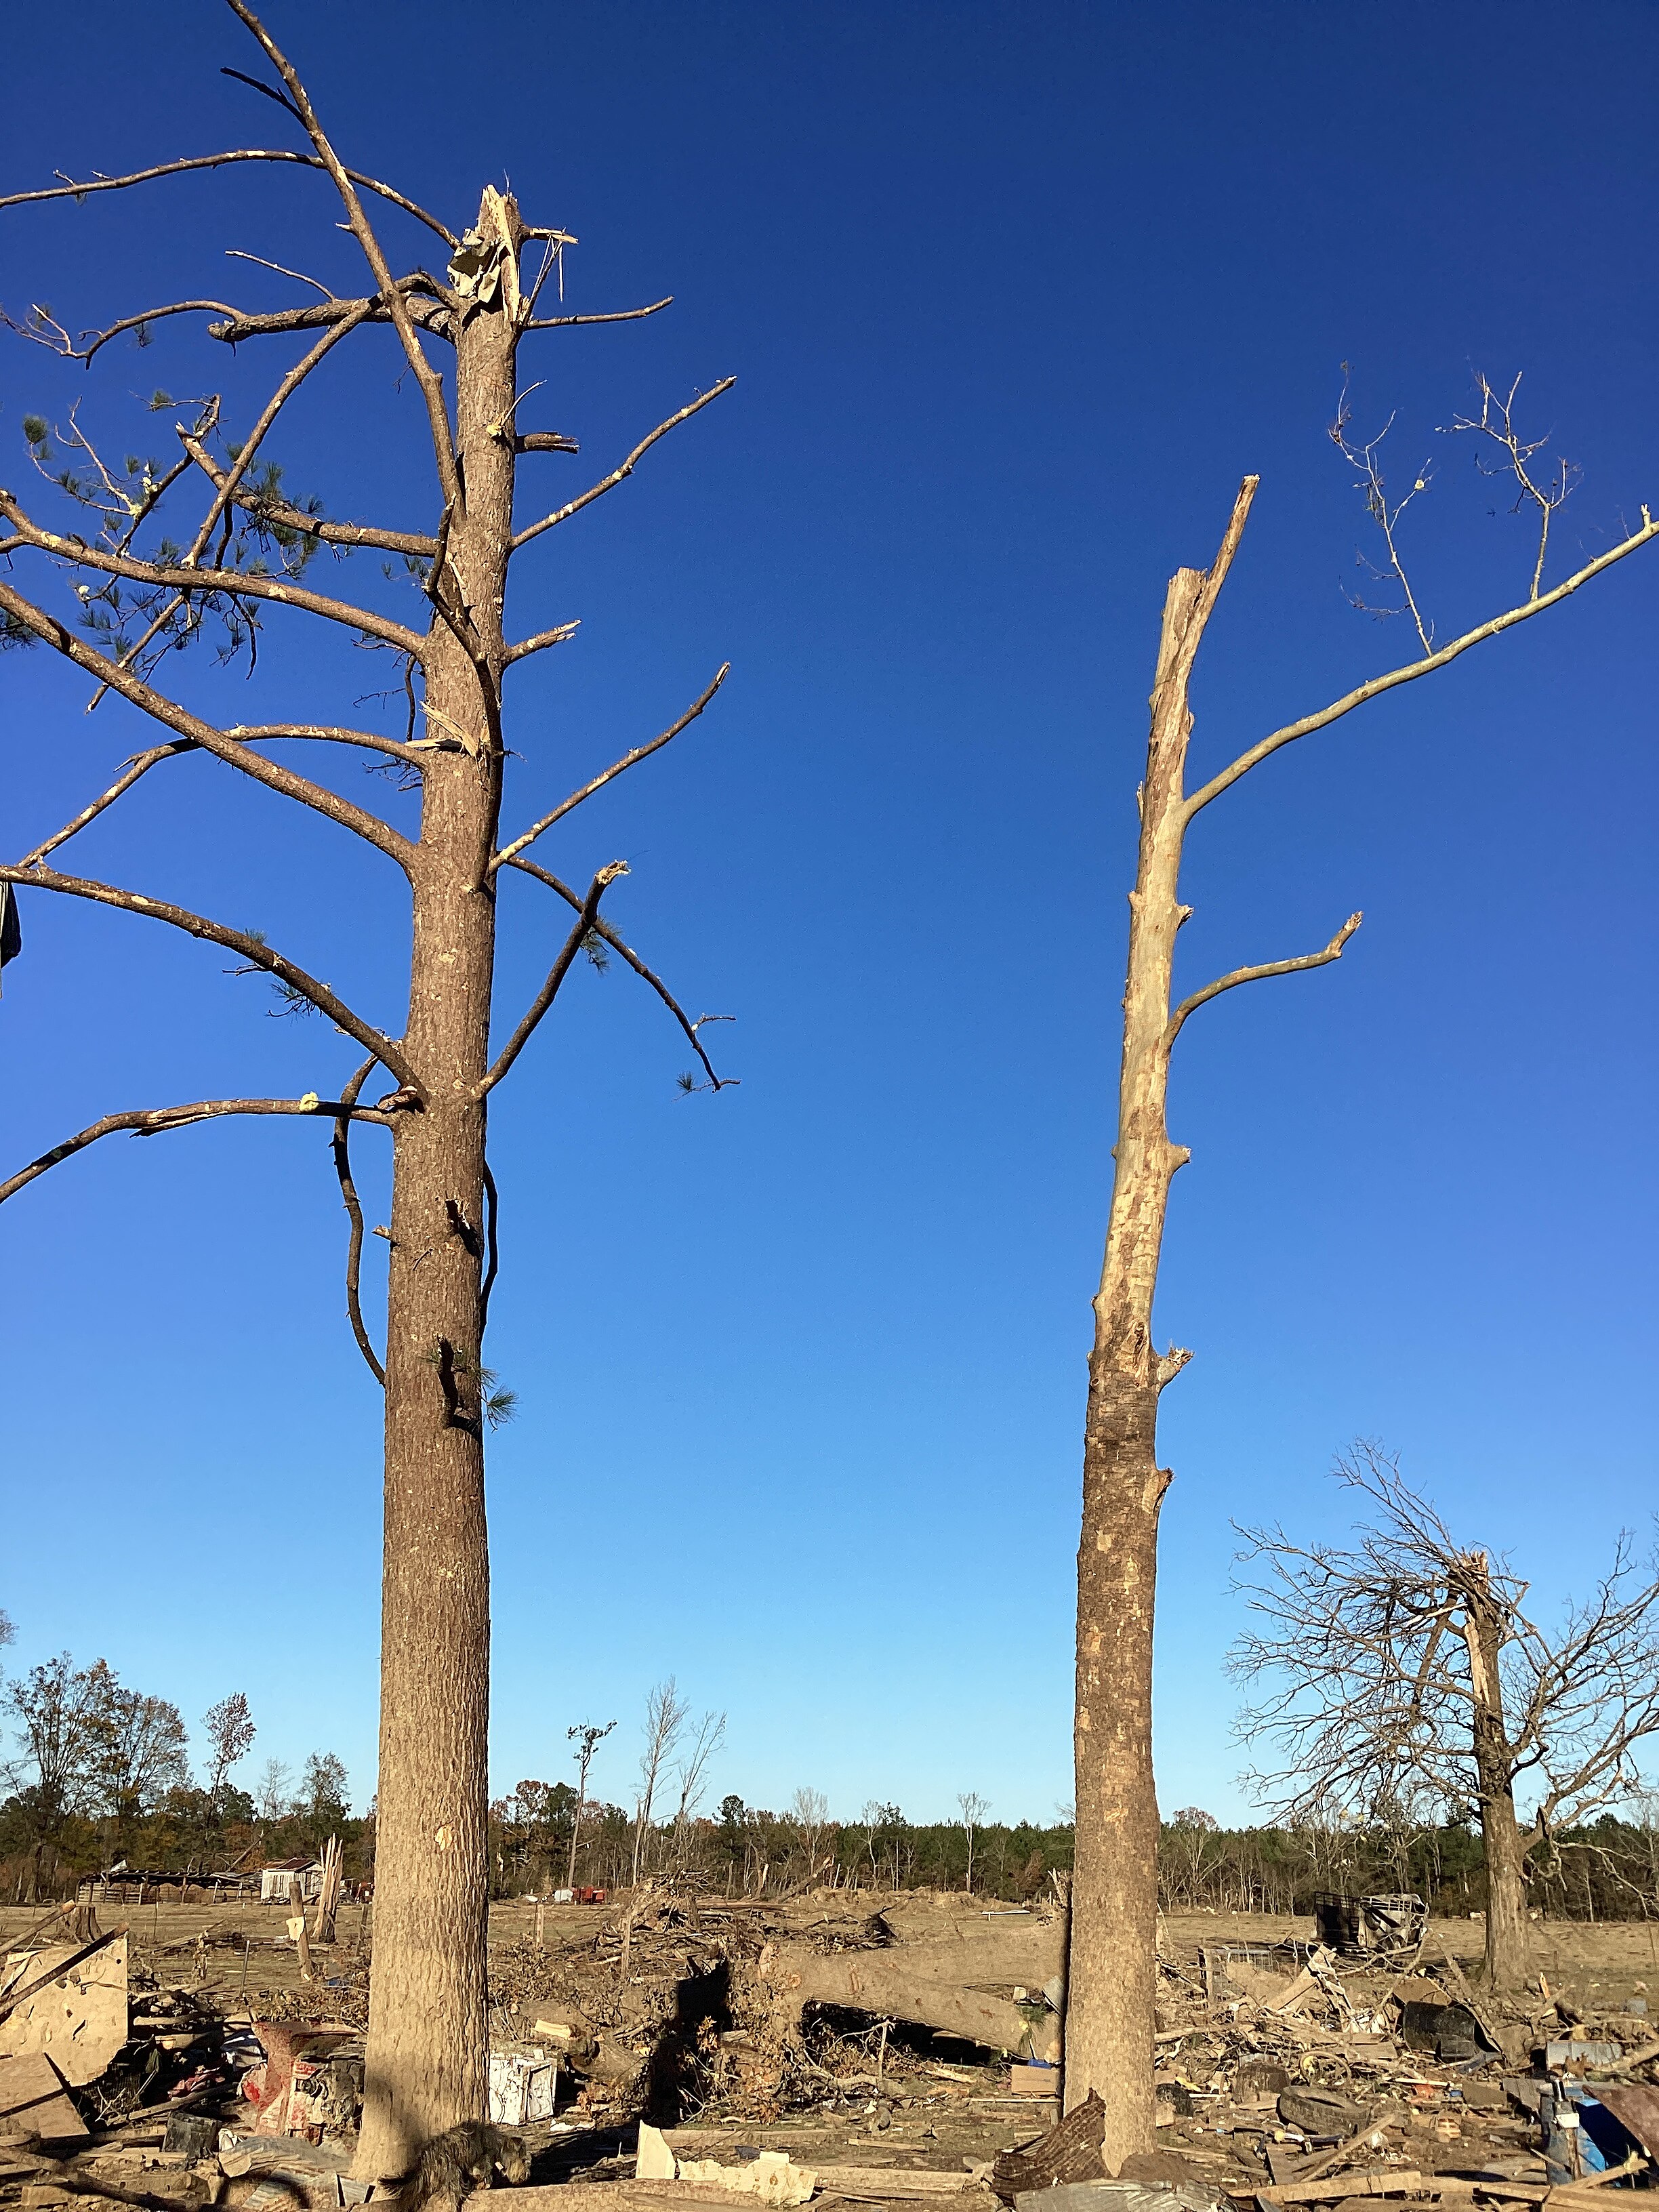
[1230,1441,1659,1988]
[632,1678,689,1883]
[789,1786,830,1885]
[1067,382,1658,2155]
[565,1719,615,1892]
[957,1791,989,1892]
[669,1708,726,1867]
[0,7,733,2175]
[202,1692,257,1813]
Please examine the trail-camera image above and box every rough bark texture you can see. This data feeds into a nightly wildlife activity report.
[1459,1568,1530,1992]
[1067,500,1255,2166]
[356,193,520,2181]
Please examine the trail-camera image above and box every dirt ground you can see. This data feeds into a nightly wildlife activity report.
[5,1896,1656,2200]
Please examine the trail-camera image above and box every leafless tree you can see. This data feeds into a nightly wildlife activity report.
[0,7,732,2175]
[1067,382,1658,2156]
[565,1719,615,1891]
[670,1708,726,1865]
[789,1786,830,1885]
[253,1755,294,1824]
[202,1692,257,1811]
[1229,1441,1659,1988]
[957,1791,989,1893]
[632,1678,689,1883]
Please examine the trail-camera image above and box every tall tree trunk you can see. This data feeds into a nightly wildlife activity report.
[356,192,520,2182]
[1067,491,1255,2167]
[1457,1563,1530,1991]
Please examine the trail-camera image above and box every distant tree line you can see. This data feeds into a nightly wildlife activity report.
[0,1622,364,1902]
[5,1624,1654,1921]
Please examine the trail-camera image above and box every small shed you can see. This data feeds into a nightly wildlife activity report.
[260,1856,323,1904]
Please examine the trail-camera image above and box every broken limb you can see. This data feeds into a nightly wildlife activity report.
[502,619,582,669]
[0,149,459,246]
[1163,912,1363,1050]
[0,579,421,869]
[333,1057,388,1385]
[478,862,630,1094]
[222,1,460,505]
[0,863,417,1086]
[512,379,736,550]
[501,853,739,1090]
[491,664,730,870]
[0,1093,394,1208]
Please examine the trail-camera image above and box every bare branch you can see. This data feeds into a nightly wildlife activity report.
[526,298,673,329]
[1330,375,1436,652]
[0,1093,393,1209]
[0,150,459,245]
[1442,371,1580,605]
[222,1,461,505]
[0,863,417,1088]
[1164,912,1362,1050]
[0,577,422,869]
[331,1057,386,1385]
[180,432,436,556]
[7,300,243,366]
[20,741,195,868]
[207,284,455,346]
[224,722,426,762]
[178,296,382,568]
[226,248,335,298]
[0,493,428,659]
[477,862,628,1095]
[491,663,729,872]
[515,432,581,455]
[501,619,580,669]
[1185,508,1659,820]
[512,379,735,550]
[501,854,739,1091]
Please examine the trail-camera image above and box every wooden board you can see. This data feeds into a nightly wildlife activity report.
[0,2052,89,2145]
[0,1937,127,2087]
[1591,2083,1659,2162]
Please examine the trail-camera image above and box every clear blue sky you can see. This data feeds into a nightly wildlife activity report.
[3,1,1656,1835]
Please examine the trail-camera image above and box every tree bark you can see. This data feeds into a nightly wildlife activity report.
[1458,1565,1530,1992]
[1067,493,1255,2167]
[356,192,520,2181]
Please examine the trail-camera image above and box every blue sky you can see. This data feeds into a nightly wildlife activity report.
[2,0,1656,1834]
